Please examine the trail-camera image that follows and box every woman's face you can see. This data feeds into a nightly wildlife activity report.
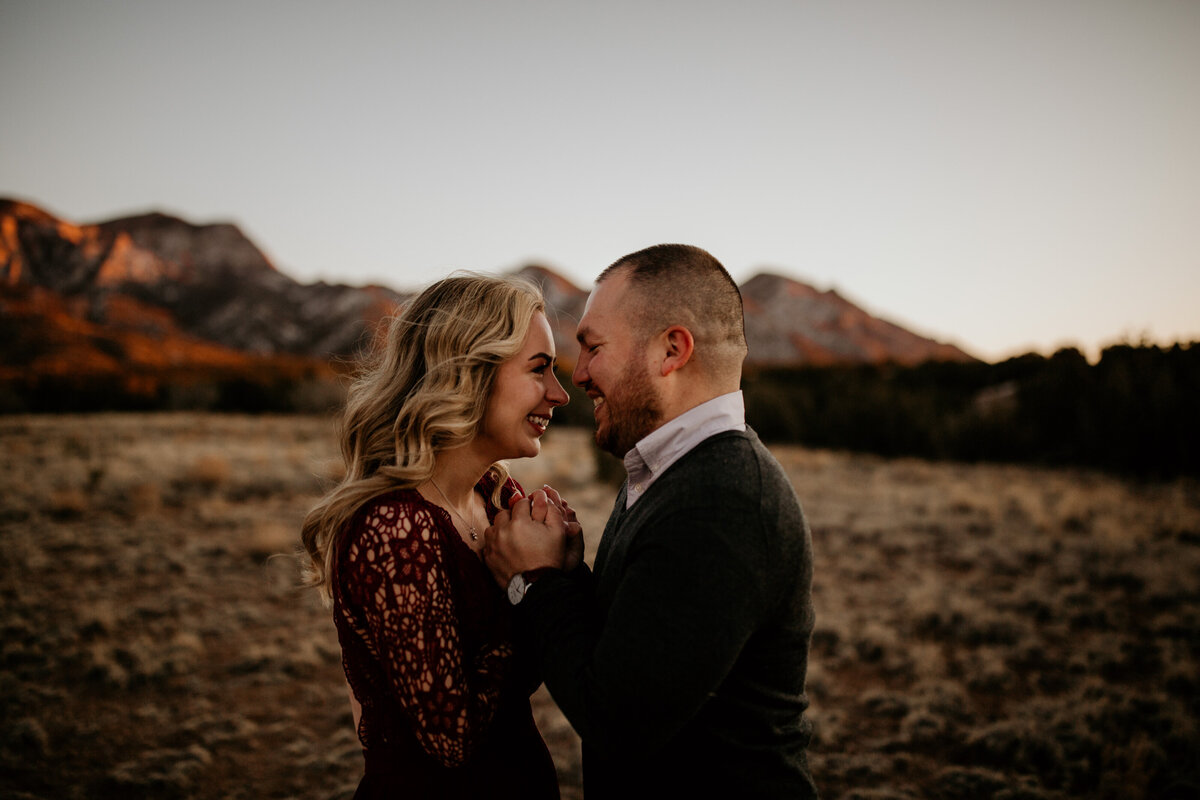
[476,311,569,461]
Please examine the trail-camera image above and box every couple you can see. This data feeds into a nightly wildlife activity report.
[301,244,818,799]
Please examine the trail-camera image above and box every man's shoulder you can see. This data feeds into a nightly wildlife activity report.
[627,426,810,562]
[673,426,778,477]
[680,425,753,457]
[645,427,788,504]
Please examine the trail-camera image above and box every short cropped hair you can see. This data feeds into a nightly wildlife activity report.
[598,244,748,377]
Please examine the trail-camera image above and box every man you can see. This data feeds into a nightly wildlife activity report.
[484,244,818,799]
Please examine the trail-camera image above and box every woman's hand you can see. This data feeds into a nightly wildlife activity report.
[541,484,584,572]
[482,489,568,588]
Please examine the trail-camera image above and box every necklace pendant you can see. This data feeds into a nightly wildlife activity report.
[428,478,482,544]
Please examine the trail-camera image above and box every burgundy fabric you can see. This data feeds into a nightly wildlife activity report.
[333,477,559,800]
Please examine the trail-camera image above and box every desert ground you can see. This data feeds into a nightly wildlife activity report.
[1,413,1197,799]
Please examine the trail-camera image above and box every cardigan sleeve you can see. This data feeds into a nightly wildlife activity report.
[516,497,773,759]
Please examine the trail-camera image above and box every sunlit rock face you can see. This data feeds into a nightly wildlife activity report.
[2,197,974,375]
[1,199,409,361]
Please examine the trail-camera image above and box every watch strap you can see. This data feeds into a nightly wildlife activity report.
[507,567,557,605]
[522,567,555,585]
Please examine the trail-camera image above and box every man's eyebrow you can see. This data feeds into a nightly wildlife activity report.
[575,326,591,344]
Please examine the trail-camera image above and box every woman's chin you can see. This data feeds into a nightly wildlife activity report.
[505,441,541,461]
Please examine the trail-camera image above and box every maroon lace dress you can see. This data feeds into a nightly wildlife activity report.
[332,477,560,799]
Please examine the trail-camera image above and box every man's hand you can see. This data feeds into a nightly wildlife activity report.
[482,489,569,589]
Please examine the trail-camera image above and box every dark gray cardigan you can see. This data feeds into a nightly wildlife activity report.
[515,427,818,799]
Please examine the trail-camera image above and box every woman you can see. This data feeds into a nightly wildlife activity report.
[301,274,571,799]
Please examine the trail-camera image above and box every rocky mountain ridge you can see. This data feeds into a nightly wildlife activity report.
[740,273,973,366]
[505,264,975,369]
[1,198,973,395]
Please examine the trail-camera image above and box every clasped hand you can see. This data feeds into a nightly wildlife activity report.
[482,484,583,589]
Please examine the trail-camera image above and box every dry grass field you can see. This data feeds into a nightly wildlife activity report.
[1,413,1197,799]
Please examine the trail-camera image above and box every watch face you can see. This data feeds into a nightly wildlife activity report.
[506,574,527,605]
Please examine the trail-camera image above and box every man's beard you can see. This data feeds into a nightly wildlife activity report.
[596,360,662,457]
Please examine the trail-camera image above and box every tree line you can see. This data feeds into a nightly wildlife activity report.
[3,342,1196,477]
[742,342,1199,478]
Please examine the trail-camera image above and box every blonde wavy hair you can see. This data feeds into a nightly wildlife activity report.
[301,272,546,603]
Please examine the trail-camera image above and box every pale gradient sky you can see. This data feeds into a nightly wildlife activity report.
[3,0,1198,362]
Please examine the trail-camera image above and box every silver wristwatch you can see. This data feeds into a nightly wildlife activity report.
[506,572,533,605]
[506,568,553,605]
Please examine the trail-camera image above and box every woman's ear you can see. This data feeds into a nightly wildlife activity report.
[660,326,695,376]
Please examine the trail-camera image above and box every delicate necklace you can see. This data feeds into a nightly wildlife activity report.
[428,478,479,542]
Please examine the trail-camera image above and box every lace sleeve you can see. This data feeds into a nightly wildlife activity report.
[342,498,511,767]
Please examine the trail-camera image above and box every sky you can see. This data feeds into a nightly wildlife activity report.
[3,0,1198,362]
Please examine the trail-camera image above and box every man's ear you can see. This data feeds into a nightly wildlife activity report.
[660,326,694,376]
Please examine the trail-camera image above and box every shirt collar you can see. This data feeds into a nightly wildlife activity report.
[622,390,746,508]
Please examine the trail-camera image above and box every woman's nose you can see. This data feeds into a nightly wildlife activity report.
[547,373,569,406]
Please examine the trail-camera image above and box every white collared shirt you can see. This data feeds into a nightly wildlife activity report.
[622,390,746,508]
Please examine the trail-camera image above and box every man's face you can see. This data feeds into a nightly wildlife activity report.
[573,271,663,457]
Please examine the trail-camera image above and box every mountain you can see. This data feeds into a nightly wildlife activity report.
[2,200,409,358]
[512,263,973,368]
[507,263,590,364]
[0,199,407,410]
[740,273,973,366]
[1,198,974,410]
